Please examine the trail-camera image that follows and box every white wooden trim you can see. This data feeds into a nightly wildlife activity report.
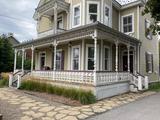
[72,3,81,28]
[86,1,100,24]
[71,45,81,70]
[121,13,134,34]
[85,44,99,70]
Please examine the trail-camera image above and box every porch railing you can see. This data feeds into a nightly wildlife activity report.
[31,71,94,84]
[31,70,131,86]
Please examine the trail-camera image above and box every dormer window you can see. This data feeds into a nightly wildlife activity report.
[122,14,134,34]
[87,1,100,24]
[73,4,80,27]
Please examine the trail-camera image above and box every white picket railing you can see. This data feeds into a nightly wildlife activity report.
[96,72,131,86]
[31,71,94,84]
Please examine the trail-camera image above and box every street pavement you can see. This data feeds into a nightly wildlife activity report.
[87,93,160,120]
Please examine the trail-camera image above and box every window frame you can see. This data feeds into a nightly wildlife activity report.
[72,4,81,28]
[87,1,100,24]
[145,19,153,40]
[86,44,99,71]
[121,13,134,34]
[104,4,111,27]
[71,45,81,70]
[104,46,111,71]
[39,51,46,70]
[55,49,63,70]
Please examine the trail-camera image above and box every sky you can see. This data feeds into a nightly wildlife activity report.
[0,0,39,42]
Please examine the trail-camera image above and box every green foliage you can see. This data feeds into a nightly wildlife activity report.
[0,35,14,73]
[149,82,160,92]
[20,80,96,104]
[142,0,160,34]
[0,79,9,88]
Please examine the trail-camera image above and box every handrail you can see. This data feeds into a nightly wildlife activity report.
[13,70,21,76]
[136,72,145,78]
[21,70,31,78]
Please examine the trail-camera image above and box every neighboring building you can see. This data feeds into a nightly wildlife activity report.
[7,33,20,46]
[13,0,159,99]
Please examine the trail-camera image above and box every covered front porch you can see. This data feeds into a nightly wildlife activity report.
[14,22,141,85]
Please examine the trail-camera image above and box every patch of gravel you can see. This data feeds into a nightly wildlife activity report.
[0,99,22,120]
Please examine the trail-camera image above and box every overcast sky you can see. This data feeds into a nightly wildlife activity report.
[0,0,39,42]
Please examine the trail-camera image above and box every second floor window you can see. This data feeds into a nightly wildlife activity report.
[122,14,133,33]
[104,6,110,26]
[73,5,80,26]
[87,2,99,24]
[57,16,63,29]
[146,52,153,73]
[145,19,152,40]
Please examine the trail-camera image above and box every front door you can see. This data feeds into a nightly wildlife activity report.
[122,51,134,73]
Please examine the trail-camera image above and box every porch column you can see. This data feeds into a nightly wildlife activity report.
[14,49,17,73]
[93,29,98,86]
[22,49,25,74]
[134,47,137,74]
[115,41,119,72]
[137,44,141,72]
[81,39,85,70]
[100,39,103,70]
[53,41,57,71]
[31,46,35,72]
[127,45,130,72]
[54,3,58,34]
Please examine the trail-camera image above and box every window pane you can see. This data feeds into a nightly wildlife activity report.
[105,60,108,70]
[128,25,132,32]
[72,47,79,70]
[89,4,97,13]
[74,7,80,16]
[128,16,132,24]
[123,17,127,25]
[88,59,94,70]
[74,17,80,26]
[124,26,128,33]
[73,60,79,70]
[88,47,94,58]
[57,17,63,29]
[105,7,109,17]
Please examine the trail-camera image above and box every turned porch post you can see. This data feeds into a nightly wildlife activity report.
[54,3,58,34]
[53,41,57,71]
[93,29,98,86]
[22,49,25,74]
[14,49,17,73]
[31,46,35,72]
[127,45,130,72]
[115,41,119,72]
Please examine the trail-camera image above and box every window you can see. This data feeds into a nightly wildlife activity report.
[146,52,153,73]
[104,47,110,71]
[72,46,80,70]
[87,2,99,24]
[145,19,152,40]
[73,5,80,26]
[56,50,64,70]
[122,14,133,33]
[40,52,46,70]
[104,5,110,26]
[57,16,63,29]
[87,47,94,70]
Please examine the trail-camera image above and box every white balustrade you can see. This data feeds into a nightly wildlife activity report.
[96,72,131,86]
[32,71,94,84]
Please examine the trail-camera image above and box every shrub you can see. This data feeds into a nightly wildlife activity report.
[0,79,9,88]
[149,82,160,92]
[20,80,96,105]
[1,73,10,80]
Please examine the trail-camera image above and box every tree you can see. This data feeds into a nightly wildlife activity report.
[0,35,14,73]
[142,0,160,34]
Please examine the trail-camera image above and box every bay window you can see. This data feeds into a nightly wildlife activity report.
[73,5,80,27]
[87,2,100,24]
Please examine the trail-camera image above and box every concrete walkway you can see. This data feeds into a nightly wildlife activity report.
[87,93,160,120]
[0,88,155,120]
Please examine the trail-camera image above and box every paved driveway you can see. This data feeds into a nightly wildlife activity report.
[87,93,160,120]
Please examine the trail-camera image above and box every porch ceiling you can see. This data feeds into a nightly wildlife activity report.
[14,22,141,50]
